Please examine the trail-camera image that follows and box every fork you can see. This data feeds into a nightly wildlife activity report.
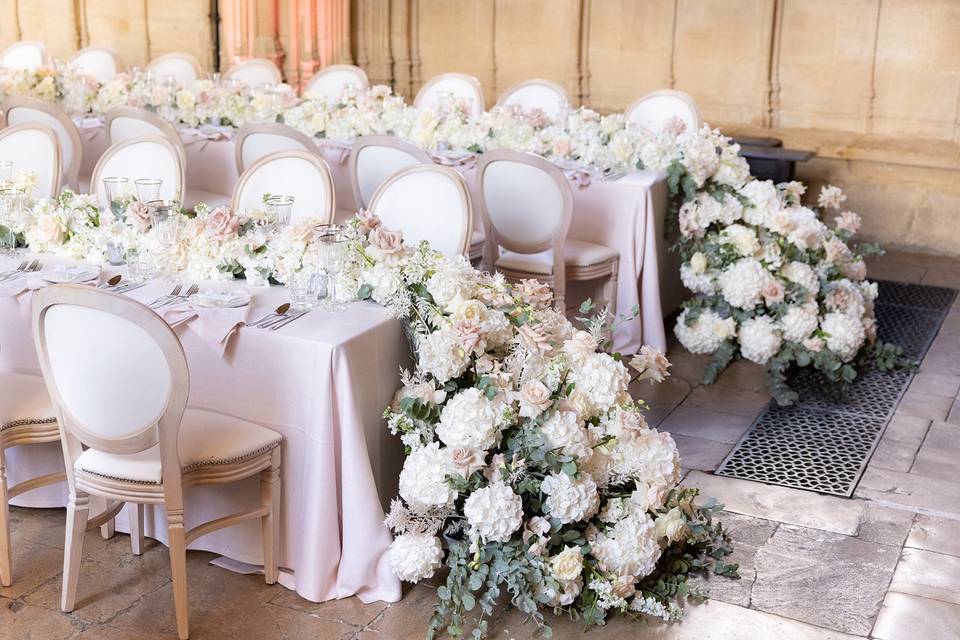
[269,310,308,331]
[149,284,182,309]
[154,283,199,309]
[0,260,27,281]
[0,259,40,282]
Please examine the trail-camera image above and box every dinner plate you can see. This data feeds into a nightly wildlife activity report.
[189,290,251,309]
[41,265,101,284]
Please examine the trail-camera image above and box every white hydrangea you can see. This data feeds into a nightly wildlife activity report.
[388,533,444,583]
[679,129,721,186]
[781,304,819,342]
[739,179,781,227]
[719,224,760,257]
[540,410,593,462]
[821,311,866,361]
[567,353,629,418]
[738,315,783,365]
[398,442,456,509]
[463,483,524,542]
[418,328,470,383]
[607,428,681,488]
[680,262,717,294]
[540,472,600,524]
[436,388,503,450]
[719,258,770,309]
[780,261,820,296]
[674,309,736,354]
[589,512,662,578]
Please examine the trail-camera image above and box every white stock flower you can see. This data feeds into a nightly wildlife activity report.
[817,184,847,210]
[674,309,736,354]
[463,483,524,542]
[821,311,866,362]
[540,472,600,524]
[719,258,770,309]
[540,410,592,462]
[398,442,456,509]
[738,315,783,365]
[436,388,503,450]
[388,533,444,583]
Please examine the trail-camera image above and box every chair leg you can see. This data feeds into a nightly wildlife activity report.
[604,259,620,318]
[61,490,90,612]
[128,504,144,556]
[167,509,190,640]
[0,448,11,587]
[91,496,115,540]
[260,448,281,585]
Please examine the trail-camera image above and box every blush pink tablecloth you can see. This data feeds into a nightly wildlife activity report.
[79,123,680,354]
[0,254,406,604]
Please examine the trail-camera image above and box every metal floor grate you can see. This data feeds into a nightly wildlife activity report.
[714,280,957,497]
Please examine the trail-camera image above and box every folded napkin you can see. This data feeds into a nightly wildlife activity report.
[181,125,234,151]
[565,169,593,189]
[431,151,478,169]
[316,139,353,165]
[160,301,251,356]
[0,273,48,327]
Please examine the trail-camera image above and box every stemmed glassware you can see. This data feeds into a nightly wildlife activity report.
[0,160,13,187]
[134,178,162,202]
[265,195,295,227]
[316,227,347,312]
[0,187,19,257]
[147,199,181,276]
[103,177,130,218]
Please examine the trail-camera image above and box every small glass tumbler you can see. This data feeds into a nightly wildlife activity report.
[105,237,126,266]
[147,199,181,250]
[103,177,129,217]
[288,269,317,312]
[0,160,13,186]
[134,178,162,202]
[265,195,295,226]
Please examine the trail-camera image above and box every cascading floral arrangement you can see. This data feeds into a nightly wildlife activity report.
[338,214,737,639]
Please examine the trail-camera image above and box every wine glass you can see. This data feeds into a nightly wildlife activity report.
[134,178,162,202]
[147,199,181,276]
[265,195,295,227]
[316,229,347,312]
[0,188,18,256]
[103,177,130,217]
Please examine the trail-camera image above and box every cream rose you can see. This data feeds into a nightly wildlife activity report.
[35,214,66,245]
[517,379,552,418]
[549,545,584,582]
[689,251,708,274]
[449,447,485,478]
[654,507,688,543]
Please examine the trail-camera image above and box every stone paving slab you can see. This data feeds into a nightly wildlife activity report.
[905,514,960,557]
[855,467,960,514]
[658,407,755,445]
[888,547,960,605]
[909,421,960,480]
[671,433,731,472]
[872,592,960,640]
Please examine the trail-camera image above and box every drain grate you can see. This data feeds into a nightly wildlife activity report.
[714,280,957,497]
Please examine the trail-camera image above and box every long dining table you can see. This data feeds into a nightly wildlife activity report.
[76,119,681,354]
[0,252,407,604]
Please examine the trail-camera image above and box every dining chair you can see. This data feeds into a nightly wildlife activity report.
[413,72,485,118]
[0,373,63,587]
[90,135,184,210]
[1,41,45,71]
[147,52,203,88]
[368,165,473,258]
[1,97,82,191]
[0,123,62,199]
[68,46,122,83]
[302,64,369,101]
[496,79,570,120]
[224,58,282,88]
[477,149,619,313]
[32,285,283,640]
[625,89,701,134]
[232,149,335,225]
[349,134,433,211]
[234,122,320,175]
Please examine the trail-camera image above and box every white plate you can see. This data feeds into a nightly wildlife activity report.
[41,265,101,284]
[189,290,251,309]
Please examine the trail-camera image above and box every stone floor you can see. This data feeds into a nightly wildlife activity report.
[4,249,960,639]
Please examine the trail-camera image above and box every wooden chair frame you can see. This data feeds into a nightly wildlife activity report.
[32,285,281,640]
[90,134,185,208]
[147,52,203,84]
[625,89,702,132]
[233,122,321,175]
[303,64,369,98]
[224,58,282,87]
[0,122,63,199]
[348,134,433,211]
[413,72,485,117]
[0,99,78,191]
[0,41,45,70]
[368,164,473,258]
[231,149,336,224]
[67,46,122,82]
[104,106,187,163]
[495,78,570,112]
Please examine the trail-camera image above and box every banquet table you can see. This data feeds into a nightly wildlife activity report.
[76,119,681,354]
[0,252,407,604]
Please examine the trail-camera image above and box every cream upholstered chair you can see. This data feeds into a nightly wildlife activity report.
[2,97,82,191]
[368,165,472,258]
[302,64,369,101]
[232,150,335,225]
[414,72,485,118]
[32,285,282,640]
[234,122,320,175]
[625,89,701,134]
[91,136,184,210]
[477,149,619,313]
[0,373,63,587]
[0,123,62,199]
[496,79,570,120]
[1,41,45,71]
[68,46,121,83]
[147,52,203,88]
[349,134,433,211]
[224,58,282,88]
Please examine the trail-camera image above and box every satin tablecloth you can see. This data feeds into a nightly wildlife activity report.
[78,123,680,353]
[0,253,407,604]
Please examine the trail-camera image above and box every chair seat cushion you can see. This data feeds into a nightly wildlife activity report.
[0,373,56,431]
[75,408,282,484]
[183,188,231,212]
[496,239,619,276]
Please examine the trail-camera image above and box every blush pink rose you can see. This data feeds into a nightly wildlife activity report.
[205,206,240,242]
[368,227,407,265]
[126,201,152,231]
[356,208,382,232]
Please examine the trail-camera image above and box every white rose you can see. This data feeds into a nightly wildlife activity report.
[689,251,707,274]
[517,379,553,418]
[654,507,688,542]
[549,545,584,582]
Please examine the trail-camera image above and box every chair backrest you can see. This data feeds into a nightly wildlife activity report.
[1,41,45,71]
[224,58,282,88]
[1,97,82,191]
[302,64,369,101]
[234,122,319,175]
[104,106,185,160]
[68,46,121,83]
[0,123,61,199]
[32,285,189,487]
[350,134,433,210]
[476,149,572,259]
[90,135,184,209]
[496,79,569,120]
[232,150,335,225]
[146,52,203,88]
[368,165,472,258]
[414,72,485,118]
[625,89,701,134]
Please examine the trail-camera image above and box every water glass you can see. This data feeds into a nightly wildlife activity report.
[147,199,181,250]
[134,178,162,202]
[0,160,12,186]
[288,269,317,312]
[316,230,347,312]
[126,250,154,283]
[103,177,129,217]
[265,195,295,226]
[105,237,126,266]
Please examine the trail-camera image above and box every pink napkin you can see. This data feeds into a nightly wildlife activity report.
[160,302,251,356]
[431,152,478,169]
[316,139,352,165]
[0,273,48,326]
[565,169,593,189]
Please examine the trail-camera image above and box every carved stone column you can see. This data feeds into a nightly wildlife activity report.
[355,0,393,86]
[317,0,352,67]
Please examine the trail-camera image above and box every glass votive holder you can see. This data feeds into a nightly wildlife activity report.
[134,178,162,202]
[265,195,295,226]
[103,176,129,216]
[105,238,126,266]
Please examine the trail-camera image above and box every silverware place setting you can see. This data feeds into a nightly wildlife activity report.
[0,259,42,282]
[148,283,199,310]
[248,303,309,331]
